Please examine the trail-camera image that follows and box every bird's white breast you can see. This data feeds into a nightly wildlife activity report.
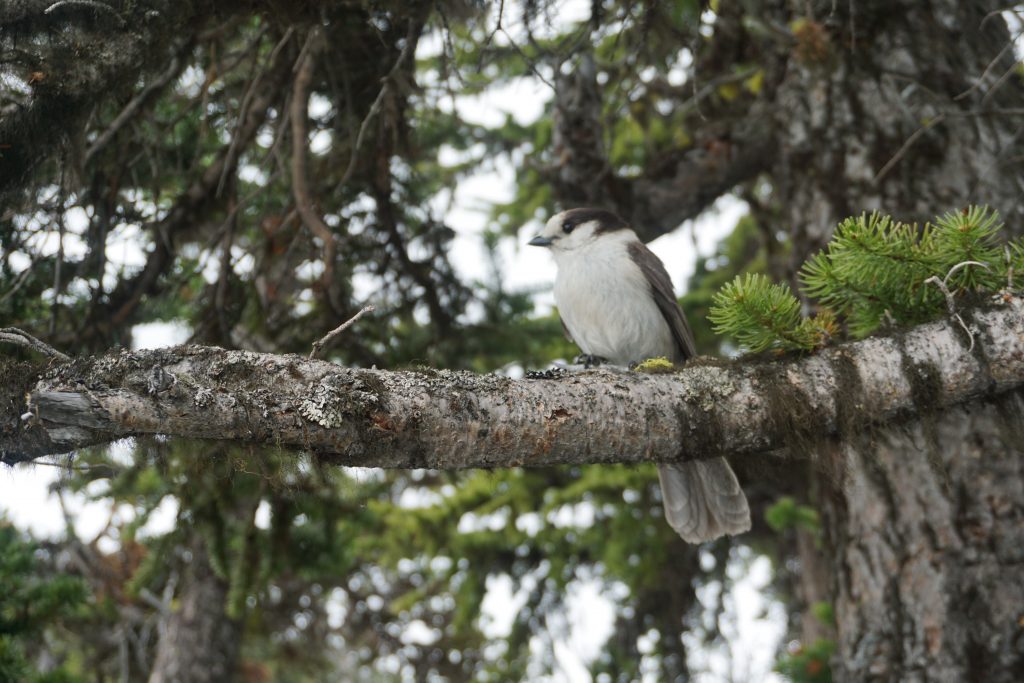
[552,231,675,365]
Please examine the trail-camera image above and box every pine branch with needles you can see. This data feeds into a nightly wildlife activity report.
[709,206,1024,352]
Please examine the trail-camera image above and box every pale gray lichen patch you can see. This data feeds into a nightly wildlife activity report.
[206,350,251,379]
[678,365,736,412]
[389,369,510,401]
[147,365,176,395]
[193,387,214,408]
[298,374,381,428]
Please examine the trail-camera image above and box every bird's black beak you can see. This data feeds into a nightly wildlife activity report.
[528,235,553,247]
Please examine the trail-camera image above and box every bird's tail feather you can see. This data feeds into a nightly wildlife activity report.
[658,458,751,544]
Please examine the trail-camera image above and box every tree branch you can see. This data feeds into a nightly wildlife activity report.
[3,297,1022,467]
[289,27,343,315]
[0,0,212,197]
[73,39,292,348]
[337,20,418,188]
[543,6,785,242]
[626,123,777,240]
[0,327,69,360]
[84,47,188,167]
[309,305,375,359]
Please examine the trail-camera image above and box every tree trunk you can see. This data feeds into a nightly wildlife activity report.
[770,5,1024,679]
[795,525,834,647]
[775,0,1024,271]
[820,392,1024,681]
[148,537,242,683]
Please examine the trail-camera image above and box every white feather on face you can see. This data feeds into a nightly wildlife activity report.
[534,210,676,365]
[537,211,607,252]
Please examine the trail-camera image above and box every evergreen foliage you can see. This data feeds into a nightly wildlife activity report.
[0,523,87,683]
[774,638,835,683]
[764,497,820,536]
[708,274,836,353]
[710,207,1023,352]
[679,214,779,353]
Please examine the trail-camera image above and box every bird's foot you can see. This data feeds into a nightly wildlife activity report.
[525,366,568,380]
[574,354,607,369]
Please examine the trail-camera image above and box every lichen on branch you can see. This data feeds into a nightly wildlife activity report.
[2,296,1022,469]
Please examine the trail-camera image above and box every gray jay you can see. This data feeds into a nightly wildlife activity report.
[529,208,751,543]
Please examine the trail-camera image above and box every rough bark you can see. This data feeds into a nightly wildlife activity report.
[820,393,1024,682]
[550,2,1024,247]
[148,537,242,683]
[775,0,1024,270]
[795,524,835,647]
[2,297,1022,468]
[766,5,1024,678]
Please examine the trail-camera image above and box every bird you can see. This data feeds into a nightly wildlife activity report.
[528,207,751,543]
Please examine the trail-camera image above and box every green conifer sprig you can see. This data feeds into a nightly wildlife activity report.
[930,206,1004,292]
[1009,240,1024,286]
[709,206,1022,353]
[708,273,835,352]
[799,212,941,337]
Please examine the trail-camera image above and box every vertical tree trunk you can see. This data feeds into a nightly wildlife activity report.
[820,392,1024,681]
[771,4,1024,678]
[776,0,1024,275]
[795,526,834,646]
[148,538,242,683]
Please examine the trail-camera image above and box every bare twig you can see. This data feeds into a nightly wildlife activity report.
[0,262,36,304]
[498,25,554,89]
[434,2,467,87]
[338,22,418,187]
[251,25,294,73]
[954,37,1017,101]
[941,260,991,285]
[290,28,341,314]
[0,327,70,360]
[138,588,172,615]
[338,78,388,186]
[476,0,506,72]
[309,305,375,359]
[980,57,1022,107]
[649,66,761,115]
[925,275,973,349]
[216,39,269,196]
[873,114,945,184]
[925,260,991,351]
[30,459,119,472]
[214,193,237,341]
[1005,246,1014,290]
[45,0,125,26]
[85,52,184,166]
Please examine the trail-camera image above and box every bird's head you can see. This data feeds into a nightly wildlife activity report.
[528,208,630,253]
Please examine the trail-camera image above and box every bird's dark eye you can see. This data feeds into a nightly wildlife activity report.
[562,220,574,233]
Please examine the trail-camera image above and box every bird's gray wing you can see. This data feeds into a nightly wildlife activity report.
[626,241,751,542]
[626,240,697,361]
